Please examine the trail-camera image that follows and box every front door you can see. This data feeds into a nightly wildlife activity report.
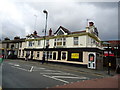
[53,52,56,60]
[57,51,61,60]
[88,52,96,69]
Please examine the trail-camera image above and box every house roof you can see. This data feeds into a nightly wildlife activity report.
[54,26,71,34]
[71,30,86,34]
[26,34,41,38]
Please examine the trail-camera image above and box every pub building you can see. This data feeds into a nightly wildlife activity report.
[18,22,103,69]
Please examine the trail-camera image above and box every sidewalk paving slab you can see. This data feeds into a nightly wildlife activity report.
[51,74,119,88]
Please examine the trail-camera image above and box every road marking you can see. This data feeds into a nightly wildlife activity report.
[40,72,79,77]
[11,66,29,72]
[52,76,88,79]
[14,64,20,67]
[8,63,20,67]
[43,70,55,71]
[29,66,34,72]
[8,63,16,65]
[43,63,105,77]
[34,67,45,70]
[43,75,69,84]
[40,72,71,75]
[40,70,62,73]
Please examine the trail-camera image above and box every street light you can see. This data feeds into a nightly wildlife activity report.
[103,42,111,75]
[43,10,48,64]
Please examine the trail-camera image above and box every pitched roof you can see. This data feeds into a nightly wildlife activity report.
[71,30,86,34]
[26,34,41,38]
[54,26,71,34]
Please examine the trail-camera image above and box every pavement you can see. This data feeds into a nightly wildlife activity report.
[52,74,119,88]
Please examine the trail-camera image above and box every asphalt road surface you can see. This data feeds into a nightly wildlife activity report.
[2,59,107,88]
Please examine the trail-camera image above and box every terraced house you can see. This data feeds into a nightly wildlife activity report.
[18,22,103,69]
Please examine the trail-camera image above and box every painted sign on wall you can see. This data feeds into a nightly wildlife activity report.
[71,53,79,59]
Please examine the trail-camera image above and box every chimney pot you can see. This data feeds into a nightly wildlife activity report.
[49,28,52,36]
[89,22,94,26]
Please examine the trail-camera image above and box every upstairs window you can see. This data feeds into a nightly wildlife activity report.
[91,39,96,44]
[46,40,49,46]
[28,41,33,47]
[54,38,66,46]
[57,38,62,46]
[15,43,19,48]
[38,40,41,46]
[63,38,66,46]
[54,39,57,46]
[19,43,22,48]
[74,37,79,45]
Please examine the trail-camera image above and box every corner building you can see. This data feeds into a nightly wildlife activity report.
[19,22,103,69]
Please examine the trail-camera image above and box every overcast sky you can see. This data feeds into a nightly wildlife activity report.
[0,0,119,41]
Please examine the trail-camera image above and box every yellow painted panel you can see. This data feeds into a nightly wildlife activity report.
[71,53,79,59]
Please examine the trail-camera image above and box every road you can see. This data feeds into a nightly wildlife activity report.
[2,59,108,88]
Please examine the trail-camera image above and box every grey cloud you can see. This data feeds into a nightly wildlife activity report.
[78,2,118,9]
[0,1,118,41]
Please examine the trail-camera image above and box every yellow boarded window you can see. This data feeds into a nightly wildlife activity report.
[71,53,79,59]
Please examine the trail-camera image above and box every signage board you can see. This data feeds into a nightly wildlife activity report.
[71,53,79,59]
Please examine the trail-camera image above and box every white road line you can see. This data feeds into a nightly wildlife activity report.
[8,63,16,65]
[11,66,29,72]
[43,75,69,84]
[40,73,70,75]
[40,70,62,73]
[8,63,20,67]
[29,66,34,72]
[52,76,88,79]
[34,67,46,70]
[14,64,20,67]
[43,70,55,71]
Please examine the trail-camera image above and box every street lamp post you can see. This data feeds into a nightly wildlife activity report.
[43,10,48,64]
[103,42,111,75]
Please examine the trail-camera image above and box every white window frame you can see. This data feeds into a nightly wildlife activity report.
[38,40,41,46]
[73,37,79,45]
[54,38,66,46]
[28,41,33,47]
[48,51,52,60]
[19,43,22,48]
[46,40,49,46]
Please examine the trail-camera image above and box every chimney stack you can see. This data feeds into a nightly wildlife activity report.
[33,31,37,35]
[89,22,94,26]
[49,28,52,36]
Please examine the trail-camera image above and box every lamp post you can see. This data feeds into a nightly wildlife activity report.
[43,10,48,63]
[103,42,111,75]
